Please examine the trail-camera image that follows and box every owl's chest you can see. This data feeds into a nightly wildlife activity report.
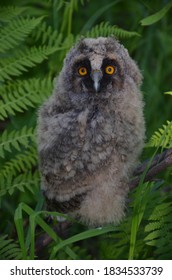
[76,107,114,145]
[56,107,119,174]
[71,108,116,171]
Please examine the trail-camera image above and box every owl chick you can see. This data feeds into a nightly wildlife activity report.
[37,37,145,227]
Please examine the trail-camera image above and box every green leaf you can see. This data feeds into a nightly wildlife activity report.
[146,120,172,148]
[14,204,28,259]
[164,91,172,95]
[0,46,59,81]
[0,146,38,178]
[81,0,122,33]
[32,21,63,47]
[0,235,22,260]
[140,2,172,26]
[84,22,140,39]
[0,16,44,53]
[129,182,154,260]
[0,77,53,120]
[0,126,35,158]
[50,225,117,259]
[14,203,77,260]
[0,6,26,22]
[0,171,39,197]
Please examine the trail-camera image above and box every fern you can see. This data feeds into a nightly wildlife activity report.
[84,22,140,39]
[0,6,59,208]
[0,77,53,120]
[0,235,22,260]
[0,17,44,53]
[0,146,38,178]
[0,171,40,197]
[99,181,172,260]
[32,21,63,47]
[0,126,35,158]
[147,120,172,148]
[0,46,58,81]
[144,202,172,259]
[0,6,26,22]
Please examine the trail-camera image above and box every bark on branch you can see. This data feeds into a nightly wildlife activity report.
[129,148,172,189]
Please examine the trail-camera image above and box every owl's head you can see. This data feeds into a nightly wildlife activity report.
[57,37,142,107]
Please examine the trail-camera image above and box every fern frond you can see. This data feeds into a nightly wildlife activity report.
[0,6,26,22]
[147,120,172,148]
[33,21,63,47]
[144,202,172,259]
[10,171,40,195]
[0,77,53,120]
[0,46,59,81]
[147,202,172,220]
[144,221,162,232]
[0,171,40,197]
[58,34,75,57]
[0,235,22,260]
[145,229,170,246]
[84,22,140,39]
[0,146,38,178]
[0,126,35,158]
[0,17,43,53]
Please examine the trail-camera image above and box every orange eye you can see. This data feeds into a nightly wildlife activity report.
[105,65,116,75]
[78,67,88,76]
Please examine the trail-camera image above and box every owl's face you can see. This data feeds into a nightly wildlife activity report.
[71,52,124,92]
[58,37,141,107]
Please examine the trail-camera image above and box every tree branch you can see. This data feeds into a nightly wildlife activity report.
[129,148,172,189]
[35,220,72,255]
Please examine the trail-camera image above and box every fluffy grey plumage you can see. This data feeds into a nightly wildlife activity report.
[37,37,145,227]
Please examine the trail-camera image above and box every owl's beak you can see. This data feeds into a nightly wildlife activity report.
[91,70,102,93]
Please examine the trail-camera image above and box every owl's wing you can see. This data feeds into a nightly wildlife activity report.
[38,100,88,203]
[44,192,86,213]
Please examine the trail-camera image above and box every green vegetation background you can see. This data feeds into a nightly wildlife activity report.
[0,0,172,260]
